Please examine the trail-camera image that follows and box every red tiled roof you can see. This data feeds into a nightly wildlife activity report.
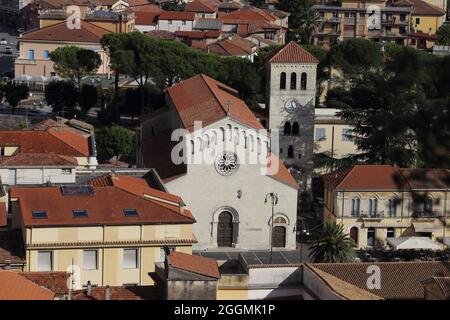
[134,11,161,25]
[310,261,450,300]
[207,35,255,56]
[0,203,6,228]
[269,41,319,64]
[158,11,196,20]
[20,272,70,296]
[166,73,264,131]
[146,30,175,40]
[393,0,445,15]
[127,0,152,6]
[410,32,437,40]
[10,186,195,227]
[267,154,300,190]
[220,6,276,22]
[0,127,90,157]
[168,251,220,278]
[400,168,450,189]
[72,285,161,300]
[20,20,110,43]
[175,30,221,39]
[0,153,77,167]
[185,0,216,13]
[0,271,55,300]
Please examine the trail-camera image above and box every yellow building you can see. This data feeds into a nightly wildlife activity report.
[322,165,450,249]
[393,0,446,34]
[9,174,196,289]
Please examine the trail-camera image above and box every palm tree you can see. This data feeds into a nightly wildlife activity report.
[309,222,356,263]
[299,9,322,45]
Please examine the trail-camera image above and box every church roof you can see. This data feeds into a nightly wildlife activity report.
[269,41,319,64]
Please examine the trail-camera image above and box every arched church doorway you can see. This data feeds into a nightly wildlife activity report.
[350,226,358,246]
[272,226,286,248]
[217,211,233,247]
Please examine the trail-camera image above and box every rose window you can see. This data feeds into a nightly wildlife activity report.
[215,152,239,176]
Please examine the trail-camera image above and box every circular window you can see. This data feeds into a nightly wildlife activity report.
[215,152,239,176]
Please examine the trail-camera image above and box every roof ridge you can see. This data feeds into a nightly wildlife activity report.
[334,165,356,190]
[198,74,230,117]
[47,128,89,156]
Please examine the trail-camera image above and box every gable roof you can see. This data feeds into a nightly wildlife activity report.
[309,261,450,300]
[220,6,277,22]
[0,153,77,167]
[20,272,70,296]
[158,11,196,21]
[10,185,195,228]
[269,41,319,64]
[323,165,450,191]
[393,0,446,16]
[166,73,264,131]
[72,285,161,300]
[20,20,110,43]
[206,35,256,56]
[185,0,216,13]
[168,251,220,279]
[0,271,55,300]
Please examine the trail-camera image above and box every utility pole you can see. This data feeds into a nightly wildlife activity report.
[265,192,278,264]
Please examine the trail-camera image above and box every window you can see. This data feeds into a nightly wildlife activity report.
[124,209,138,217]
[182,20,186,25]
[73,210,88,218]
[28,49,35,60]
[283,122,291,135]
[300,72,307,90]
[168,20,172,24]
[37,251,53,271]
[83,250,98,270]
[61,168,72,175]
[387,227,395,238]
[32,210,47,219]
[351,198,360,217]
[279,148,283,154]
[292,122,299,135]
[43,50,49,59]
[367,228,375,247]
[123,248,138,269]
[287,145,294,158]
[280,72,286,90]
[368,198,378,216]
[290,72,297,90]
[342,128,352,141]
[415,17,420,25]
[388,198,398,217]
[316,128,326,141]
[0,147,4,156]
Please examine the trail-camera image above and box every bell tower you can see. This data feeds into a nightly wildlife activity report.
[266,41,318,188]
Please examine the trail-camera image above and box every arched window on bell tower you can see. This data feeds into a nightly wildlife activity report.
[284,122,291,135]
[287,145,294,158]
[292,122,299,135]
[280,72,286,90]
[290,72,297,90]
[301,72,307,90]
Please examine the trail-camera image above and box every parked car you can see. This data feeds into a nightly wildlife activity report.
[5,46,12,54]
[0,38,7,45]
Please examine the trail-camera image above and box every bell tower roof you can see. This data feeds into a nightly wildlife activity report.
[269,41,319,64]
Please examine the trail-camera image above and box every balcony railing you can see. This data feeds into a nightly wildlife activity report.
[327,17,342,23]
[412,211,439,219]
[344,17,355,24]
[349,211,385,218]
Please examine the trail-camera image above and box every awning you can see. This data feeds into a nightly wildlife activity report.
[363,222,411,228]
[15,74,31,82]
[386,237,441,250]
[436,237,450,247]
[413,222,443,233]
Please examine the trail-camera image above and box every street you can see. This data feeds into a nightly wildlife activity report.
[0,25,18,77]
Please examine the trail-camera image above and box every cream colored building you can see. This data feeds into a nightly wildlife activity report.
[323,165,450,249]
[9,175,196,289]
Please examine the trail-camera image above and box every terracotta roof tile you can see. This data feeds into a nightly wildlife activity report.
[20,20,110,43]
[146,30,175,40]
[400,168,450,189]
[269,41,319,64]
[0,204,6,228]
[10,186,195,227]
[134,11,161,25]
[393,0,445,15]
[185,0,216,13]
[207,35,255,56]
[0,153,77,167]
[72,285,162,300]
[220,6,277,22]
[158,11,196,20]
[169,251,220,278]
[20,272,70,296]
[310,261,450,300]
[0,271,55,300]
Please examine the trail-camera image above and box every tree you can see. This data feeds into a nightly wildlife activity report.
[96,125,136,163]
[123,88,144,120]
[437,23,450,45]
[3,82,29,113]
[309,222,356,263]
[278,0,318,43]
[49,46,101,87]
[161,0,185,11]
[80,84,98,119]
[44,80,78,117]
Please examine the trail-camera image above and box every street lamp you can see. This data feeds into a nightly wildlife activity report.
[265,192,279,264]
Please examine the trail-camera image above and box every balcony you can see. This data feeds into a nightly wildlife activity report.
[382,18,409,26]
[14,58,37,65]
[327,17,342,23]
[349,211,385,219]
[344,18,355,24]
[412,211,439,219]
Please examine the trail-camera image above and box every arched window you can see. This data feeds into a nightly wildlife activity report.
[280,72,286,90]
[350,227,358,245]
[351,198,360,217]
[283,122,291,135]
[367,227,376,247]
[292,122,299,135]
[287,145,294,158]
[388,198,398,217]
[290,72,297,90]
[301,72,307,90]
[368,198,378,217]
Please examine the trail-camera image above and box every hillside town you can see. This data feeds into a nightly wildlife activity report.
[0,0,449,304]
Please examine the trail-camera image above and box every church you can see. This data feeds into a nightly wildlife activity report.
[137,42,318,250]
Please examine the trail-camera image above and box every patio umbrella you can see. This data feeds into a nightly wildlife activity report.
[386,237,441,250]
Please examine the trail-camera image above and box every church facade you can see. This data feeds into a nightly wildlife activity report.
[138,74,299,250]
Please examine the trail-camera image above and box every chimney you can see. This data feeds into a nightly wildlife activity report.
[86,281,92,296]
[104,285,111,300]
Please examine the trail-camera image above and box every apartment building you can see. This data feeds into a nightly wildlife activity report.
[313,0,412,47]
[322,165,450,249]
[8,174,196,288]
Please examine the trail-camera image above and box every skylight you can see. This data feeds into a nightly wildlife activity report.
[73,210,88,218]
[123,209,138,217]
[32,211,47,219]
